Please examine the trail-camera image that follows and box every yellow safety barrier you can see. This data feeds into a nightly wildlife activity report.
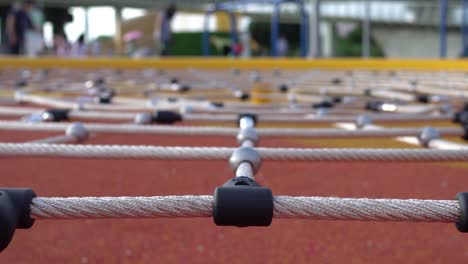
[2,57,468,71]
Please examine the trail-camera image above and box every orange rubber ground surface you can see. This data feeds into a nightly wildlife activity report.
[0,127,468,263]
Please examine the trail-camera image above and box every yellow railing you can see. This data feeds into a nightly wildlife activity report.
[1,57,468,71]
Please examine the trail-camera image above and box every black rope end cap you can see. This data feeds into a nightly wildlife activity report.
[239,92,250,101]
[152,111,182,124]
[364,89,372,96]
[312,101,334,109]
[453,112,461,123]
[213,177,273,227]
[462,123,468,141]
[454,111,468,125]
[332,96,342,104]
[456,192,468,232]
[94,93,112,104]
[0,188,36,252]
[16,80,28,88]
[278,84,289,93]
[331,78,342,85]
[42,108,70,122]
[365,101,384,112]
[210,102,224,108]
[453,103,468,124]
[179,85,191,93]
[93,77,105,87]
[416,94,430,104]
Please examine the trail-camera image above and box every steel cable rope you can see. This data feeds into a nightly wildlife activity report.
[30,196,459,223]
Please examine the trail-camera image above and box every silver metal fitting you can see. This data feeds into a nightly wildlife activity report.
[355,115,372,129]
[21,113,42,123]
[41,111,54,122]
[14,91,25,103]
[229,147,262,174]
[239,116,255,129]
[287,93,297,104]
[250,71,261,83]
[418,126,440,147]
[66,122,89,142]
[170,83,181,92]
[134,113,153,125]
[439,104,453,115]
[74,102,85,111]
[179,105,193,114]
[237,127,259,146]
[316,108,328,117]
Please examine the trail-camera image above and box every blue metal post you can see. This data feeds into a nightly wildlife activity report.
[270,3,280,57]
[229,13,239,44]
[362,0,371,58]
[439,0,448,58]
[299,9,309,57]
[313,0,321,57]
[462,0,468,55]
[202,11,211,56]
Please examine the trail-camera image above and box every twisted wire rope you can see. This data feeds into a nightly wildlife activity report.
[1,143,468,161]
[30,196,460,223]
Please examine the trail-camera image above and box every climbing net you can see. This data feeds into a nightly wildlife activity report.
[1,65,468,252]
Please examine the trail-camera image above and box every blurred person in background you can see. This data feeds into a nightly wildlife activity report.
[24,1,44,57]
[277,33,289,57]
[232,41,243,57]
[153,3,177,56]
[6,0,35,55]
[53,32,69,57]
[70,34,87,57]
[123,30,142,56]
[210,36,243,57]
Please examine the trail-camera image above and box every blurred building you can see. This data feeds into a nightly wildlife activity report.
[0,0,465,58]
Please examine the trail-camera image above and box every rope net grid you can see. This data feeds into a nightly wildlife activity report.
[1,66,468,254]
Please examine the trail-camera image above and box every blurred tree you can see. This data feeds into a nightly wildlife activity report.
[169,32,231,56]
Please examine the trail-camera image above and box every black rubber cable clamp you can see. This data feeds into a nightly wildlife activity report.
[210,102,224,108]
[416,94,430,104]
[462,124,468,141]
[365,101,384,112]
[0,188,36,252]
[42,109,70,122]
[312,101,334,109]
[453,112,461,123]
[94,93,113,104]
[239,92,250,101]
[364,89,372,96]
[213,177,273,227]
[16,80,28,87]
[332,96,342,104]
[456,192,468,232]
[454,111,468,124]
[278,84,289,93]
[151,111,182,124]
[179,85,191,93]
